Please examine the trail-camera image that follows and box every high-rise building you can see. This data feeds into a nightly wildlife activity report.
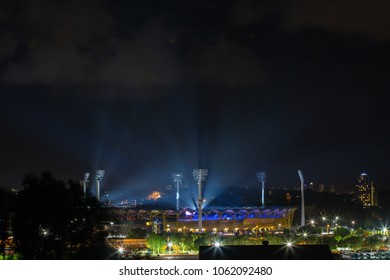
[355,172,377,207]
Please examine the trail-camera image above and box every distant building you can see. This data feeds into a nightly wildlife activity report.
[355,172,377,207]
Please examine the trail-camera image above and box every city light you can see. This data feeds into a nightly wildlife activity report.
[214,242,221,247]
[118,247,124,254]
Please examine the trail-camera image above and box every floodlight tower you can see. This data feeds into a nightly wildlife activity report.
[82,173,90,199]
[172,173,183,211]
[298,170,305,227]
[256,172,267,208]
[193,169,208,234]
[95,170,105,202]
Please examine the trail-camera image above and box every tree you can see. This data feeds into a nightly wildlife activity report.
[262,234,284,245]
[322,236,338,251]
[342,236,363,251]
[333,227,350,242]
[12,172,108,259]
[364,236,383,251]
[298,225,321,235]
[13,172,73,259]
[146,233,167,254]
[0,187,16,258]
[169,233,199,253]
[354,227,370,238]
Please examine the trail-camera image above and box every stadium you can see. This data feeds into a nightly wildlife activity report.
[109,207,297,235]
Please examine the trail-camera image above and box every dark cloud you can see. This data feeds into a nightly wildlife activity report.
[230,0,286,27]
[230,0,390,40]
[1,0,269,95]
[0,32,18,59]
[1,0,113,86]
[97,18,181,90]
[195,37,264,87]
[285,0,390,40]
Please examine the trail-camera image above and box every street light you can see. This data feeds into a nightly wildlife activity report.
[298,170,305,227]
[82,173,90,199]
[256,172,266,208]
[193,169,208,234]
[172,173,183,211]
[95,170,105,202]
[321,216,327,235]
[332,216,339,228]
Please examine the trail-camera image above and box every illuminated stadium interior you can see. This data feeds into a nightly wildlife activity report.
[110,207,296,233]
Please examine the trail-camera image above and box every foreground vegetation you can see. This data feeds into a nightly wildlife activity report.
[143,227,389,254]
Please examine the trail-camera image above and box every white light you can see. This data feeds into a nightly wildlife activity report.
[118,247,124,254]
[167,242,172,248]
[286,242,293,247]
[214,242,221,247]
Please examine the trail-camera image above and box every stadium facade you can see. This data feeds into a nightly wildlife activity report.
[110,207,297,234]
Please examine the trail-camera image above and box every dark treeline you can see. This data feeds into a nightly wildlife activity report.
[0,171,115,259]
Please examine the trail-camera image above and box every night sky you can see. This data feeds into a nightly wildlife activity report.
[1,0,390,201]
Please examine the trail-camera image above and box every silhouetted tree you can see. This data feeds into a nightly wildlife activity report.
[0,187,16,258]
[13,172,72,259]
[12,172,109,259]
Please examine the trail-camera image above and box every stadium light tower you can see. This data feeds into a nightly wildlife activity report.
[95,170,105,202]
[298,170,305,227]
[256,172,267,208]
[193,169,208,234]
[82,173,90,199]
[172,173,183,211]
